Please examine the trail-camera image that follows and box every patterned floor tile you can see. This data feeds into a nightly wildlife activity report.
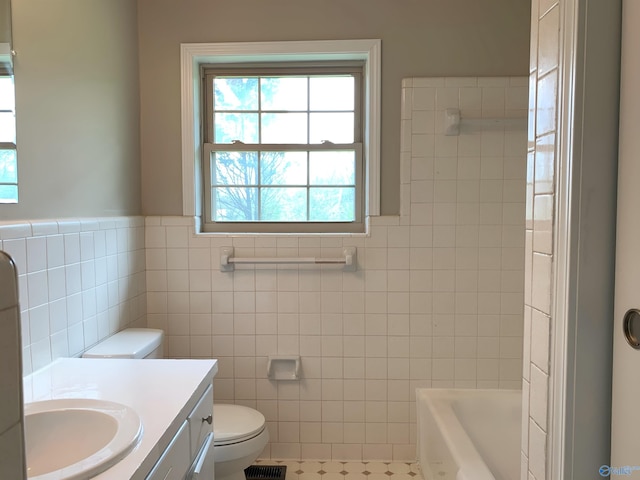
[344,474,367,480]
[364,463,390,474]
[323,462,347,473]
[343,463,367,474]
[253,460,424,480]
[387,463,411,474]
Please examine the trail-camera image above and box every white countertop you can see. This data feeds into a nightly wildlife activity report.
[23,357,218,480]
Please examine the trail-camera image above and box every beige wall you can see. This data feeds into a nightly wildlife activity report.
[0,0,10,44]
[3,0,531,219]
[138,0,531,216]
[5,0,141,220]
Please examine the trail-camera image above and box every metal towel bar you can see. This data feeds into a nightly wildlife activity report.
[219,246,357,272]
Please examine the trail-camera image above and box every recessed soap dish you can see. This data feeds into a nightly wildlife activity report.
[267,355,301,380]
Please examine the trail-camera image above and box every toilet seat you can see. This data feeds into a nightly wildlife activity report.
[213,404,266,446]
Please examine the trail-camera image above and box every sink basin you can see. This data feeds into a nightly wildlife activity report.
[24,399,142,480]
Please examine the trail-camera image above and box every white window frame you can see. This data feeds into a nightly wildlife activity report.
[180,39,381,232]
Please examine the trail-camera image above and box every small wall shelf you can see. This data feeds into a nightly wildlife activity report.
[267,356,301,380]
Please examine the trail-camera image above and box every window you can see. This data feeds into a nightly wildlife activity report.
[0,45,17,204]
[202,64,363,233]
[180,40,380,234]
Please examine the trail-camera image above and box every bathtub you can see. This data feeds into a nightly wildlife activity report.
[416,389,522,480]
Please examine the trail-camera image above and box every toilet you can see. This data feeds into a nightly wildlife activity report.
[83,328,269,480]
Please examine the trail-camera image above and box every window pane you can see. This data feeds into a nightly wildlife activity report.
[261,77,307,111]
[309,187,355,221]
[0,149,17,183]
[261,113,307,143]
[309,76,354,111]
[214,77,258,110]
[213,187,258,221]
[214,113,259,143]
[309,151,355,185]
[212,151,258,186]
[0,112,16,143]
[309,112,354,143]
[261,152,307,185]
[0,185,18,204]
[261,187,307,221]
[0,77,15,111]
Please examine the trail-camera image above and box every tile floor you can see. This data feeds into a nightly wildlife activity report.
[254,460,424,480]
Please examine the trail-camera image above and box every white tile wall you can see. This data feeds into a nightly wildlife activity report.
[0,217,147,375]
[401,76,527,393]
[522,0,560,478]
[146,76,527,462]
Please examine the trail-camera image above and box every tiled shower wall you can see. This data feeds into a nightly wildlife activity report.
[0,217,147,376]
[521,0,560,478]
[145,76,527,462]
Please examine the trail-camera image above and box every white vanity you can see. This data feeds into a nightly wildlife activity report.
[23,357,217,480]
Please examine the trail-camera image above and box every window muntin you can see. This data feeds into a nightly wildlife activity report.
[202,64,364,233]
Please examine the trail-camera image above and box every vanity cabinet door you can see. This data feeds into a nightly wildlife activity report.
[145,420,190,480]
[146,383,214,480]
[187,384,213,457]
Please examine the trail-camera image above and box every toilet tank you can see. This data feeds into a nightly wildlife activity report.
[82,328,164,359]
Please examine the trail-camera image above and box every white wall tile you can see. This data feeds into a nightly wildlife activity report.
[528,420,547,480]
[412,88,436,110]
[63,233,81,264]
[478,315,500,337]
[1,218,147,374]
[26,237,47,273]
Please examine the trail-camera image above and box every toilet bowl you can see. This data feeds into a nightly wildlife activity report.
[82,328,269,480]
[213,404,269,480]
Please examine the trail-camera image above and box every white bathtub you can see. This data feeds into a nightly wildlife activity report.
[416,389,522,480]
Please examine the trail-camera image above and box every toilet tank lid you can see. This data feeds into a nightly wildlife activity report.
[82,328,164,359]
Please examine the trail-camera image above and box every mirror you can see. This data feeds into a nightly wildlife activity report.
[0,0,17,203]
